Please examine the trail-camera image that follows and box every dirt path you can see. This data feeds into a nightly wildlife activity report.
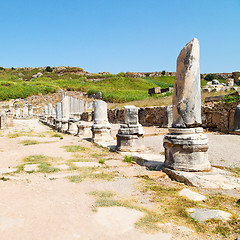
[0,119,238,240]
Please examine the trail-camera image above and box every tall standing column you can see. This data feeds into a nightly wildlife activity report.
[60,96,70,132]
[163,38,211,172]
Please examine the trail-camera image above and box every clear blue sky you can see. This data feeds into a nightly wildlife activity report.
[0,0,239,74]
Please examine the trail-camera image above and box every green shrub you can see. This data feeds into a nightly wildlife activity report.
[223,94,240,104]
[45,66,53,72]
[123,155,134,163]
[204,74,215,81]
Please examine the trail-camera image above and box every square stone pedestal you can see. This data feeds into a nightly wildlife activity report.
[76,122,92,138]
[116,134,145,152]
[163,127,211,172]
[91,124,113,143]
[60,118,69,133]
[55,119,62,131]
[66,119,79,135]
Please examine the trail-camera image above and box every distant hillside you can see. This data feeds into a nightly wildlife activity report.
[0,66,231,103]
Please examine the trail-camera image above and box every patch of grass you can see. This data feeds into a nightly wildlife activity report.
[7,131,46,138]
[90,152,108,158]
[228,167,240,177]
[66,162,78,171]
[22,154,61,164]
[7,132,21,138]
[139,177,240,237]
[37,162,59,173]
[68,175,82,183]
[88,190,161,232]
[51,133,62,138]
[15,164,25,173]
[19,140,54,145]
[67,167,116,182]
[160,151,165,156]
[98,158,105,164]
[0,177,9,181]
[62,145,88,152]
[23,154,49,163]
[223,94,240,104]
[19,140,41,145]
[123,155,134,163]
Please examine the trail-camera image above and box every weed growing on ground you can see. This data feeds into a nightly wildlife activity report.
[67,167,116,183]
[22,154,61,164]
[37,162,59,173]
[7,131,46,138]
[23,155,49,163]
[68,175,82,183]
[68,154,93,162]
[51,133,61,137]
[19,140,54,146]
[88,190,162,232]
[98,158,105,164]
[62,145,88,152]
[140,177,240,237]
[123,155,134,163]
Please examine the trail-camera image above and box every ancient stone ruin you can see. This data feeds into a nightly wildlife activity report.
[116,105,144,151]
[163,38,211,172]
[91,100,113,143]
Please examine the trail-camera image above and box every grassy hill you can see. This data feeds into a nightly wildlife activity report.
[0,66,222,103]
[0,67,175,102]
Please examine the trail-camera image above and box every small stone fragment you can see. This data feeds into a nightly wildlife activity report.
[73,162,101,168]
[24,164,39,172]
[179,188,207,201]
[188,208,232,223]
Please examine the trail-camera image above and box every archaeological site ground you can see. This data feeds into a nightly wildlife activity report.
[0,39,239,240]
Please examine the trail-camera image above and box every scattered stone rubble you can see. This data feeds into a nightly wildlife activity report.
[202,78,238,93]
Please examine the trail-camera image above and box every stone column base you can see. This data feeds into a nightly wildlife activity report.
[91,124,113,143]
[76,122,92,138]
[55,119,62,131]
[60,118,69,133]
[163,127,211,172]
[66,119,79,135]
[116,134,145,152]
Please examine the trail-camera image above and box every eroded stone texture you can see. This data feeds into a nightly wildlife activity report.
[117,106,144,152]
[91,100,113,143]
[28,104,33,117]
[172,38,201,128]
[56,102,62,120]
[163,38,211,172]
[94,100,108,124]
[0,111,6,129]
[61,96,70,119]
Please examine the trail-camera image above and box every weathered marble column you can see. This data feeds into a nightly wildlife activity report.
[55,102,62,130]
[116,106,144,151]
[28,104,33,118]
[67,97,81,135]
[163,38,211,172]
[162,105,173,128]
[0,111,6,129]
[46,103,53,126]
[60,96,70,132]
[22,104,28,119]
[91,100,113,143]
[14,104,21,119]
